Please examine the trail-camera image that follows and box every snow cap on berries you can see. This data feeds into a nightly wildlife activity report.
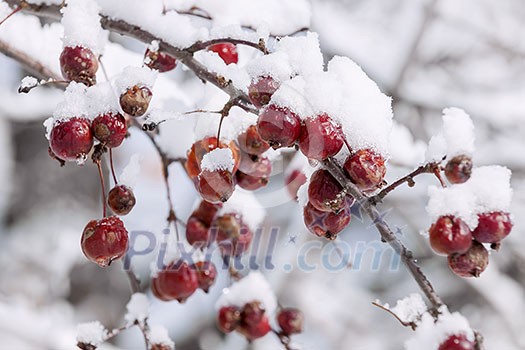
[61,0,107,54]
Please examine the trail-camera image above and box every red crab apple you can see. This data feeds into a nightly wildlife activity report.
[237,125,270,156]
[429,216,472,255]
[119,85,152,117]
[298,114,345,161]
[257,104,301,149]
[308,169,346,213]
[343,148,387,192]
[197,169,235,204]
[217,306,241,333]
[81,216,129,267]
[472,211,513,243]
[107,185,136,216]
[303,201,351,240]
[191,261,217,293]
[248,76,280,108]
[277,308,304,335]
[208,43,238,65]
[144,48,177,72]
[152,261,199,303]
[92,112,127,148]
[445,155,473,184]
[49,117,94,163]
[438,334,476,350]
[448,241,489,278]
[59,45,98,86]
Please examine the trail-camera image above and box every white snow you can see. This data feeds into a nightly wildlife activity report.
[124,293,150,326]
[114,66,158,94]
[148,324,175,350]
[381,294,427,324]
[61,0,106,54]
[120,154,143,188]
[53,82,90,121]
[19,76,39,91]
[85,81,120,117]
[277,32,324,77]
[76,321,107,346]
[200,148,235,172]
[216,190,265,231]
[192,107,258,141]
[216,272,277,315]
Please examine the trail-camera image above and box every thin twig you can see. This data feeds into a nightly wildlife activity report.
[186,38,268,54]
[0,39,61,80]
[371,301,417,330]
[95,160,108,218]
[109,148,118,185]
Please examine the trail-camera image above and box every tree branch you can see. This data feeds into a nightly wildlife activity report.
[0,39,61,80]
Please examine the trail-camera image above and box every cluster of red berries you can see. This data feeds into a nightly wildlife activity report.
[151,260,217,303]
[218,303,303,341]
[429,156,513,277]
[438,334,476,350]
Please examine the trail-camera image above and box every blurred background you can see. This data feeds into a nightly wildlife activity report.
[0,0,524,349]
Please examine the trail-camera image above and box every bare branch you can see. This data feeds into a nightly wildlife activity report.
[0,39,61,80]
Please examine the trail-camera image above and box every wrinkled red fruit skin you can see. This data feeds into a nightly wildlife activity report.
[236,155,272,191]
[92,112,127,148]
[119,85,152,117]
[197,169,235,204]
[152,261,199,303]
[286,169,307,199]
[208,43,239,65]
[472,212,513,243]
[192,261,217,293]
[107,185,136,216]
[448,241,489,278]
[343,149,386,192]
[50,117,94,162]
[438,334,476,350]
[248,76,280,108]
[193,200,222,226]
[303,201,351,240]
[242,301,266,327]
[308,169,346,213]
[237,125,270,156]
[212,214,253,256]
[185,137,240,179]
[299,114,344,161]
[59,46,98,86]
[445,155,473,184]
[81,216,129,267]
[217,306,241,333]
[144,48,177,72]
[429,216,472,255]
[185,216,211,247]
[238,316,271,341]
[257,105,301,149]
[277,308,304,335]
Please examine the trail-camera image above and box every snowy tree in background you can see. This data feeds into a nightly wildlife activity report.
[0,0,523,349]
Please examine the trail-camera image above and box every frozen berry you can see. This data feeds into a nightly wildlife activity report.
[185,137,240,179]
[92,112,127,148]
[236,156,272,191]
[438,334,476,350]
[248,76,280,108]
[50,117,94,163]
[257,104,301,149]
[448,241,489,278]
[151,277,171,302]
[237,125,270,156]
[308,169,346,213]
[242,301,266,326]
[192,200,221,226]
[197,169,235,204]
[212,214,253,256]
[445,155,473,184]
[472,211,512,243]
[238,317,271,341]
[59,46,98,86]
[208,43,238,65]
[120,85,152,117]
[81,216,129,267]
[185,217,211,247]
[303,201,351,240]
[343,149,386,192]
[144,48,177,73]
[153,261,199,303]
[429,216,472,255]
[191,261,217,293]
[108,185,136,216]
[286,169,307,200]
[277,308,304,335]
[217,306,241,333]
[299,114,344,161]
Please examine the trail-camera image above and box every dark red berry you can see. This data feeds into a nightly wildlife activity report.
[308,169,346,213]
[343,149,386,192]
[445,155,473,184]
[438,334,476,350]
[152,261,199,303]
[81,216,129,267]
[50,117,94,163]
[242,301,266,327]
[120,85,152,117]
[92,112,127,148]
[108,185,136,216]
[236,155,272,191]
[185,217,211,247]
[217,306,241,333]
[59,46,98,86]
[191,261,217,293]
[213,214,253,256]
[277,308,304,335]
[303,201,351,240]
[151,277,171,302]
[237,125,270,156]
[197,169,235,204]
[208,43,238,65]
[286,169,307,200]
[185,137,240,180]
[299,114,344,161]
[144,48,177,73]
[192,200,222,226]
[257,105,301,149]
[237,317,271,341]
[472,211,512,243]
[448,241,489,278]
[429,216,472,255]
[248,76,280,108]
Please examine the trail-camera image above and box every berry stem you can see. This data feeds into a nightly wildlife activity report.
[0,3,23,26]
[272,329,294,350]
[95,160,108,218]
[371,301,417,329]
[109,148,118,185]
[186,37,268,54]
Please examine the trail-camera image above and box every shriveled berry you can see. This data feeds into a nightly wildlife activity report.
[50,117,94,163]
[108,185,136,216]
[236,156,272,191]
[277,308,304,335]
[286,169,307,200]
[191,261,217,293]
[248,76,280,108]
[237,125,270,156]
[208,43,238,65]
[185,216,211,247]
[81,216,129,267]
[448,241,489,278]
[153,261,199,303]
[429,216,472,255]
[303,201,351,240]
[192,200,221,226]
[185,137,240,179]
[299,114,344,161]
[59,46,98,86]
[237,317,271,341]
[343,149,386,192]
[308,169,346,213]
[120,85,152,117]
[438,334,476,350]
[472,211,512,243]
[241,301,266,326]
[445,155,473,184]
[144,48,177,73]
[197,169,235,204]
[257,105,301,149]
[217,306,241,333]
[212,214,253,256]
[92,112,127,148]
